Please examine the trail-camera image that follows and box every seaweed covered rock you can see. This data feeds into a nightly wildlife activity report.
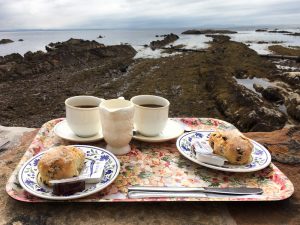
[149,33,179,50]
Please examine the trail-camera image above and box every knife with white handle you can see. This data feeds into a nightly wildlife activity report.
[128,186,263,198]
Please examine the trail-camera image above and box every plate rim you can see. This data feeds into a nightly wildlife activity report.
[132,119,184,142]
[18,145,120,200]
[54,120,103,142]
[176,130,272,173]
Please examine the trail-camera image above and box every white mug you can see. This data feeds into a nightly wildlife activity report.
[65,96,103,137]
[130,95,170,136]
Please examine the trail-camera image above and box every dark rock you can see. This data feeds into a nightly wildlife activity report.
[119,65,129,73]
[18,39,24,41]
[143,44,149,48]
[206,72,287,132]
[45,45,53,52]
[268,30,292,34]
[271,41,284,44]
[261,86,285,103]
[98,35,103,38]
[257,41,269,44]
[206,35,231,43]
[4,53,23,63]
[255,29,268,32]
[286,32,300,36]
[155,35,159,37]
[253,83,264,92]
[0,38,137,82]
[286,93,300,121]
[149,33,179,50]
[182,29,237,35]
[0,39,14,44]
[234,68,248,79]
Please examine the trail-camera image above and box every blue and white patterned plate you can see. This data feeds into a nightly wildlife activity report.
[18,145,120,200]
[176,131,271,172]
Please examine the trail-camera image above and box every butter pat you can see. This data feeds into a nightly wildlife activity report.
[49,161,105,185]
[191,139,227,166]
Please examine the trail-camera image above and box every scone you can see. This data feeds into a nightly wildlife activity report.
[209,130,253,165]
[38,146,85,185]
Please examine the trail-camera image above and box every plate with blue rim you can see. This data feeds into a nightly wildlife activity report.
[18,145,120,200]
[176,131,271,172]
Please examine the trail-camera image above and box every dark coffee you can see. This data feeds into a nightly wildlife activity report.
[75,105,98,108]
[139,104,164,108]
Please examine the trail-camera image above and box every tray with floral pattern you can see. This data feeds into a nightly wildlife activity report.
[6,118,294,202]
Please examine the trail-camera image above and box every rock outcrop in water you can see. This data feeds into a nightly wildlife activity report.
[0,39,14,44]
[149,33,179,50]
[0,38,137,82]
[255,29,268,32]
[182,29,237,35]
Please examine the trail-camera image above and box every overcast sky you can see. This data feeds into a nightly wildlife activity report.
[0,0,299,30]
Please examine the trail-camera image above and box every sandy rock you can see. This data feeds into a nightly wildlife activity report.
[245,126,300,164]
[0,125,34,151]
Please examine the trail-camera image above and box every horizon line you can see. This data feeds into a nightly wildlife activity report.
[0,24,299,32]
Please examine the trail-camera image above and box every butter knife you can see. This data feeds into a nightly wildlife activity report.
[128,186,263,196]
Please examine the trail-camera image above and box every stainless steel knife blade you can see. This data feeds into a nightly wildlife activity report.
[127,186,263,195]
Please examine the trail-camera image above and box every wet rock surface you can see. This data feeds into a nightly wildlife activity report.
[182,29,237,34]
[149,33,179,50]
[261,86,285,103]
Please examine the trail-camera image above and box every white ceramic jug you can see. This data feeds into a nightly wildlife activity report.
[99,98,135,155]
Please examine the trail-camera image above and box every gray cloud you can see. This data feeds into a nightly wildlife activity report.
[0,0,299,29]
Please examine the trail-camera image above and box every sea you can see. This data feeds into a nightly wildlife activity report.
[0,27,300,58]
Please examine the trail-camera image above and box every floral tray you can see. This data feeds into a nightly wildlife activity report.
[6,118,294,202]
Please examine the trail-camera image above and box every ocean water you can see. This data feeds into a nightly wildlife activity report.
[0,28,300,58]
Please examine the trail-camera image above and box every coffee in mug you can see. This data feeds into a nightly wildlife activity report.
[130,95,169,136]
[65,96,103,137]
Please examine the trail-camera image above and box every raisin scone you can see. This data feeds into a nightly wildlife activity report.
[209,130,253,165]
[38,146,85,185]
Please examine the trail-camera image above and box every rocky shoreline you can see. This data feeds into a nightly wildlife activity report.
[0,34,299,131]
